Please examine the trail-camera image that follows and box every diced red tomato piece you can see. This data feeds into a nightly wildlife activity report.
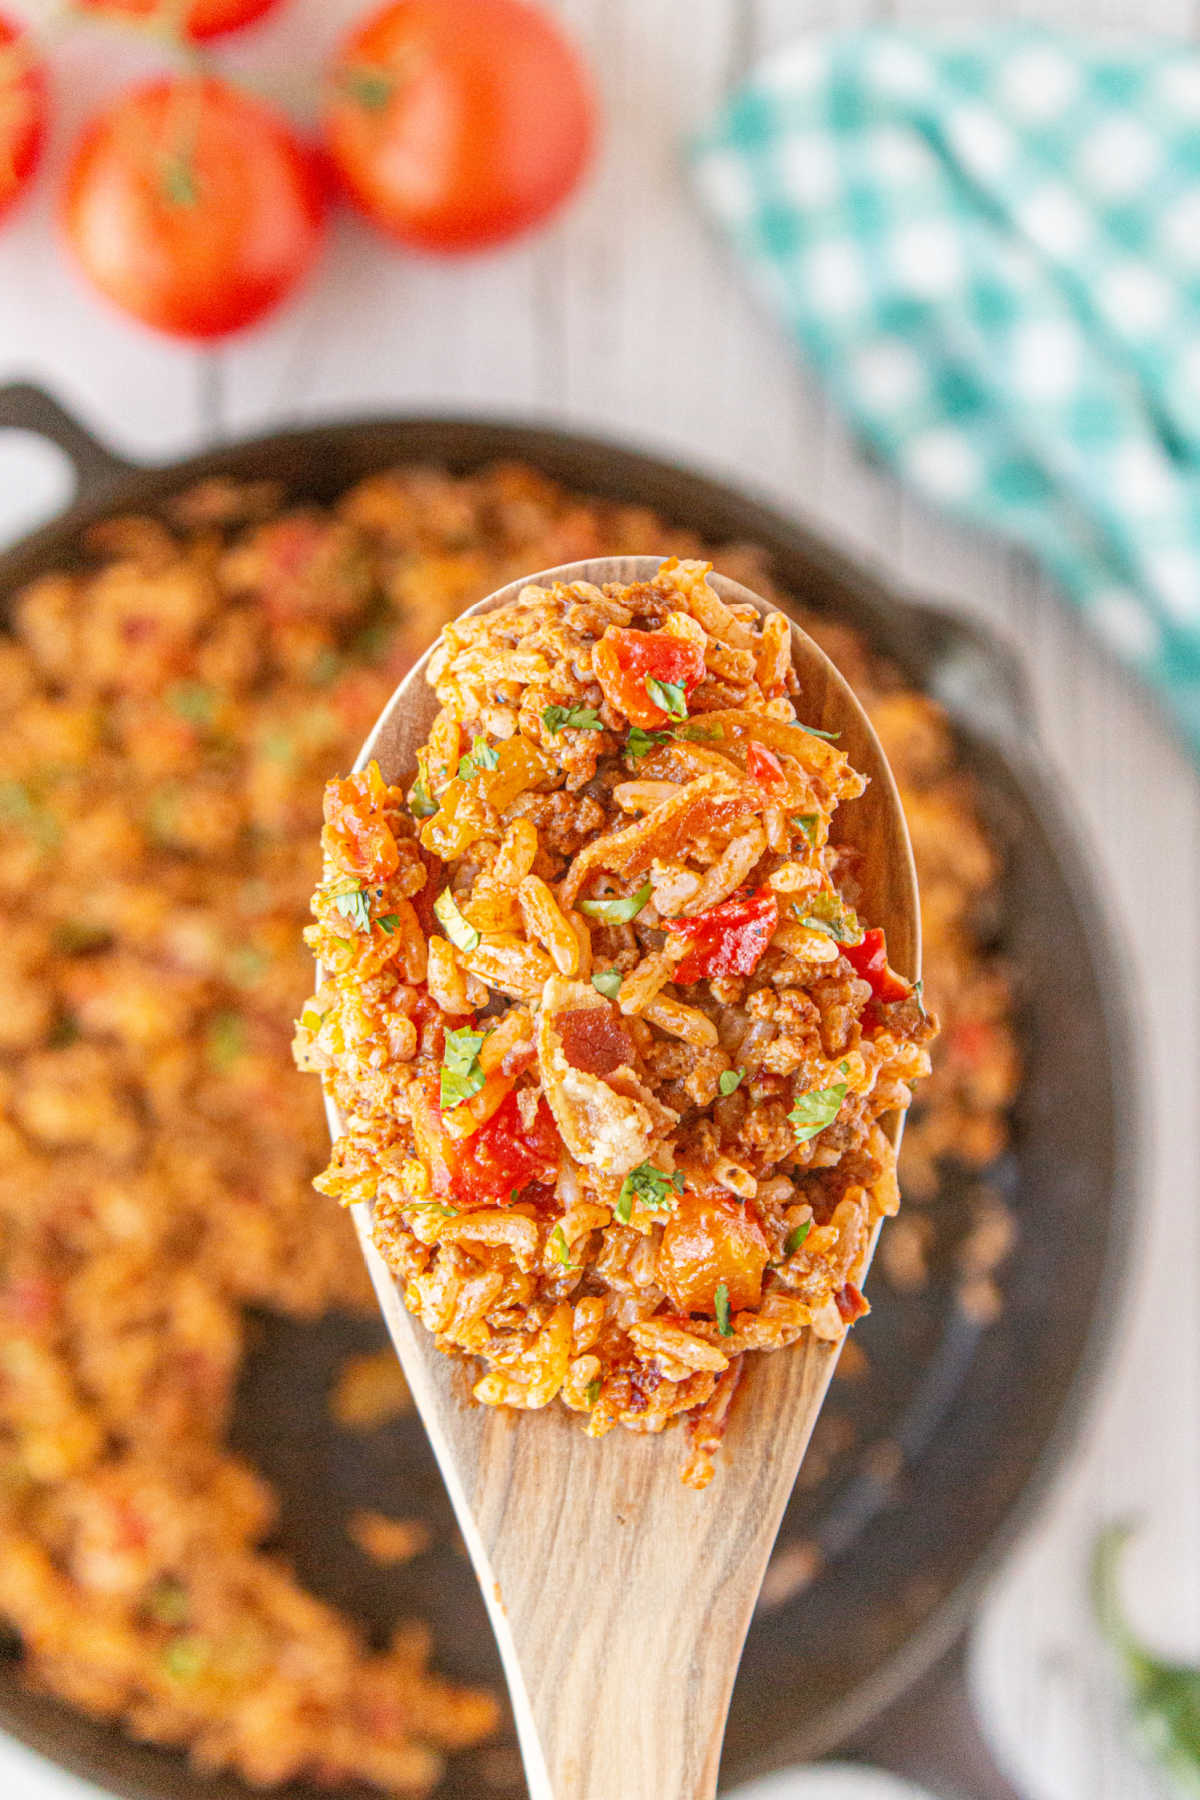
[322,767,400,881]
[671,886,778,984]
[843,927,910,1004]
[745,741,786,789]
[656,1191,769,1316]
[414,1081,560,1209]
[593,626,705,728]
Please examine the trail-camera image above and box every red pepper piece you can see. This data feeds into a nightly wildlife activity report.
[843,927,910,1004]
[414,1080,561,1210]
[671,886,778,983]
[745,740,786,789]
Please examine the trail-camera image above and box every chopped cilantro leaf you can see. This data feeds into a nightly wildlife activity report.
[433,889,480,952]
[592,968,623,1000]
[333,885,372,933]
[206,1010,246,1071]
[167,682,217,728]
[718,1068,745,1096]
[457,736,499,781]
[440,1026,487,1111]
[798,722,840,741]
[784,1219,812,1256]
[376,913,400,935]
[714,1281,732,1336]
[645,674,688,720]
[789,1079,848,1143]
[579,880,652,925]
[543,704,603,734]
[585,1378,601,1406]
[791,814,818,842]
[625,725,669,760]
[615,1162,684,1223]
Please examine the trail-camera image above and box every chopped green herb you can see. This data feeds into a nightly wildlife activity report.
[550,1225,574,1268]
[615,1161,684,1223]
[409,774,437,819]
[625,725,670,760]
[408,1199,459,1223]
[784,1219,813,1256]
[1092,1521,1200,1794]
[591,968,623,1000]
[585,1378,602,1406]
[206,1010,246,1072]
[333,885,372,933]
[543,704,603,734]
[166,682,217,727]
[162,1635,210,1682]
[798,722,840,741]
[146,1578,189,1627]
[645,675,688,720]
[457,736,499,781]
[714,1282,732,1336]
[579,880,652,925]
[791,813,818,843]
[440,1026,487,1111]
[718,1068,745,1096]
[675,720,724,742]
[376,913,400,935]
[434,888,480,952]
[309,647,342,687]
[796,890,863,945]
[789,1078,848,1143]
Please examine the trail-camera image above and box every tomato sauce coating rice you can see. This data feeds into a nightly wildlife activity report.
[298,560,937,1484]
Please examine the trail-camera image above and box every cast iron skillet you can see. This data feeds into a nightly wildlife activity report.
[0,384,1138,1800]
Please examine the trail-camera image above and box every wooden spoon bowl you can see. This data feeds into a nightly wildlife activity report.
[324,557,920,1800]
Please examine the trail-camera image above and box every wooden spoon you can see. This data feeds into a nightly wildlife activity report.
[324,557,920,1800]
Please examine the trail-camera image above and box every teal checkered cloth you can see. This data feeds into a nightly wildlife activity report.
[692,25,1200,755]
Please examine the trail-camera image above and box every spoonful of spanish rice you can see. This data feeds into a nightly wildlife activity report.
[294,555,934,1800]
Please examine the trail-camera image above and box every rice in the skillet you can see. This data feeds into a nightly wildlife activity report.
[0,459,1016,1793]
[298,560,936,1481]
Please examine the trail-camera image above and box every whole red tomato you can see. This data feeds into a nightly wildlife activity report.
[76,0,281,41]
[0,12,45,226]
[322,0,596,254]
[62,78,325,339]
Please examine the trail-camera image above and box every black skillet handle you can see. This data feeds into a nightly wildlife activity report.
[844,1634,1024,1800]
[0,381,136,502]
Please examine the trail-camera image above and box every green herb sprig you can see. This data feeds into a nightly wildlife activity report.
[1092,1522,1200,1795]
[614,1162,684,1224]
[434,889,480,952]
[645,675,688,720]
[719,1069,745,1096]
[789,1069,849,1143]
[714,1282,733,1336]
[543,704,603,735]
[440,1026,487,1111]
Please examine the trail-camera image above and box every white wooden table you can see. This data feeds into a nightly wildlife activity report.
[1,3,1196,1798]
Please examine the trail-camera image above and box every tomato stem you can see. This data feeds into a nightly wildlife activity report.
[341,65,395,112]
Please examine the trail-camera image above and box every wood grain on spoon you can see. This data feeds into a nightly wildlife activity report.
[324,558,921,1800]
